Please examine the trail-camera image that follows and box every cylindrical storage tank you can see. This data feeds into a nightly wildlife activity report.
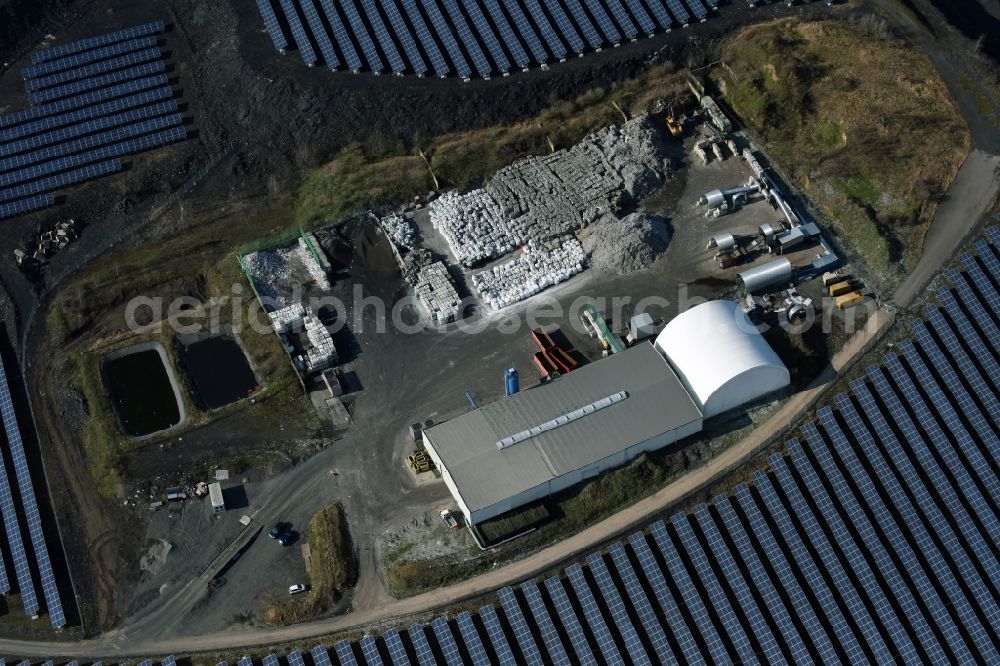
[701,189,726,209]
[504,368,520,396]
[709,233,736,252]
[738,258,793,294]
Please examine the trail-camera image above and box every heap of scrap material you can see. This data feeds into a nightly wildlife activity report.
[430,116,669,267]
[472,237,586,310]
[414,262,462,325]
[379,213,418,249]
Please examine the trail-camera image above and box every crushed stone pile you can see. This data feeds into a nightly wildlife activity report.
[430,115,670,267]
[583,212,670,275]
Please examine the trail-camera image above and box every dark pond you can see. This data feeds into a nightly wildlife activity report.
[180,336,257,409]
[105,349,181,437]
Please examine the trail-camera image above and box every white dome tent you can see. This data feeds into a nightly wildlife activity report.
[654,300,790,417]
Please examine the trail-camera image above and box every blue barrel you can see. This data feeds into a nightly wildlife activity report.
[505,368,520,396]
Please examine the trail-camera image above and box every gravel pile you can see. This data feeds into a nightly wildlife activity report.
[583,212,670,275]
[430,115,669,267]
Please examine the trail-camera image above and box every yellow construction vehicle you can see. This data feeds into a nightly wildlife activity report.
[666,105,684,138]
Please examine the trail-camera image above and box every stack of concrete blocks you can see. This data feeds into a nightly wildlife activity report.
[379,213,418,249]
[296,237,331,291]
[303,313,338,373]
[268,303,306,333]
[429,116,668,270]
[414,262,462,325]
[472,237,586,309]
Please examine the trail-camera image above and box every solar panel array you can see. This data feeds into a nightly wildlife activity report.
[0,20,189,221]
[27,229,1000,659]
[253,0,756,79]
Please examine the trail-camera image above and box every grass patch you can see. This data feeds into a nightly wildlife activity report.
[714,17,970,282]
[295,64,689,226]
[264,502,353,625]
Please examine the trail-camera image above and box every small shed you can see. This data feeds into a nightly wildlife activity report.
[209,482,225,513]
[627,313,658,345]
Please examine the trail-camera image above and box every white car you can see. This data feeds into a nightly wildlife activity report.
[289,584,307,595]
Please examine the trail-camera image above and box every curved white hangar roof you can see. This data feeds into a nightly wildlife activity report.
[654,300,790,418]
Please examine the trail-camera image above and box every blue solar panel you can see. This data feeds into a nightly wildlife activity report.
[0,408,36,606]
[935,291,1000,395]
[277,0,318,66]
[736,478,866,662]
[712,494,817,664]
[643,0,675,30]
[0,74,168,131]
[497,586,544,665]
[691,505,784,664]
[28,60,166,105]
[959,254,1000,321]
[23,36,158,80]
[975,238,1000,282]
[626,532,703,663]
[801,421,953,662]
[499,0,549,62]
[560,0,603,50]
[602,0,639,40]
[358,636,382,666]
[311,645,333,666]
[360,0,407,74]
[0,100,179,168]
[399,0,450,76]
[479,604,517,665]
[515,0,569,59]
[286,651,305,666]
[0,192,54,220]
[779,445,922,662]
[518,579,571,665]
[944,272,1000,356]
[430,618,463,666]
[31,21,165,64]
[896,340,1000,490]
[382,629,411,665]
[407,625,435,666]
[161,658,177,666]
[768,455,895,660]
[338,0,384,72]
[420,0,471,78]
[836,393,1000,657]
[581,0,623,44]
[335,640,359,666]
[235,658,251,666]
[317,0,363,72]
[298,0,340,70]
[649,519,730,663]
[257,0,290,51]
[0,115,183,188]
[542,576,597,664]
[25,46,162,93]
[260,655,278,666]
[623,0,657,34]
[683,0,708,21]
[455,611,490,665]
[663,0,690,25]
[0,356,66,627]
[565,563,625,664]
[606,544,673,663]
[482,0,531,69]
[669,513,760,664]
[868,362,1000,559]
[920,309,1000,428]
[440,0,493,77]
[381,1,428,76]
[0,157,122,203]
[585,552,655,665]
[464,1,512,73]
[547,2,583,53]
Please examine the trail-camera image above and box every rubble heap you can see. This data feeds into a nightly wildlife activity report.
[583,213,671,275]
[472,236,586,310]
[379,213,418,249]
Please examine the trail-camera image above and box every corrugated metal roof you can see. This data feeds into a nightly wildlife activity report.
[424,344,702,514]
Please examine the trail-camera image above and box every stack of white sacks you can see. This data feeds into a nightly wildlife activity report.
[472,237,586,310]
[302,313,338,373]
[429,189,514,266]
[414,262,462,325]
[268,303,306,333]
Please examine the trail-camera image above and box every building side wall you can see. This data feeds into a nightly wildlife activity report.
[422,433,475,523]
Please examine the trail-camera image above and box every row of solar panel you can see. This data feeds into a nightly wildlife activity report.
[255,0,716,79]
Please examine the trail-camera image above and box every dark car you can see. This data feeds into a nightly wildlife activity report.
[277,531,293,546]
[269,522,289,539]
